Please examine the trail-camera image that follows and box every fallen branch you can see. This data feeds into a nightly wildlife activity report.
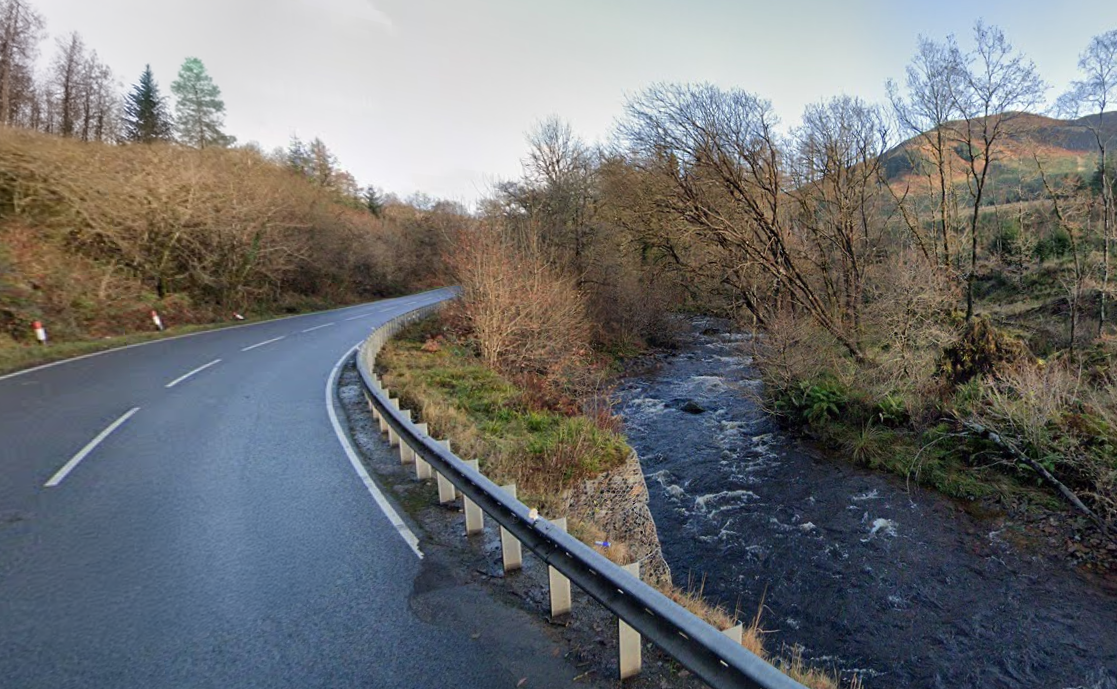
[961,419,1111,538]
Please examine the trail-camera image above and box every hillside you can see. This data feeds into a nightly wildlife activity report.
[0,127,453,349]
[882,111,1117,203]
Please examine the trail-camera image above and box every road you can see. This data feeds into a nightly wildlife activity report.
[0,289,522,688]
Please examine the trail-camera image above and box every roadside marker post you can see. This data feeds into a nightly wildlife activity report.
[32,321,47,345]
[150,310,164,331]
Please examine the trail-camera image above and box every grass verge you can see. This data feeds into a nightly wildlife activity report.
[0,302,355,377]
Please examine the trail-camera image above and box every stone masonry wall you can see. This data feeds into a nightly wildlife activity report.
[566,450,672,587]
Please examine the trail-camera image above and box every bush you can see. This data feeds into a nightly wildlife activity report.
[938,317,1031,386]
[1034,227,1072,262]
[775,378,848,425]
[448,225,595,406]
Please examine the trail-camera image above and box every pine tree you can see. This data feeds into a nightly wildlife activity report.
[123,64,172,143]
[170,57,233,148]
[363,186,383,217]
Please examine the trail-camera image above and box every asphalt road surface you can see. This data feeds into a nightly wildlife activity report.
[0,289,528,688]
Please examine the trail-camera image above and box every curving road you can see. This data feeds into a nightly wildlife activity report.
[0,289,522,687]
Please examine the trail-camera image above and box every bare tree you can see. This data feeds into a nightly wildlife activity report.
[1060,29,1117,337]
[49,31,85,137]
[888,35,964,268]
[0,0,44,126]
[618,82,867,360]
[790,95,891,349]
[516,116,597,277]
[1036,155,1089,354]
[76,50,113,141]
[950,21,1047,321]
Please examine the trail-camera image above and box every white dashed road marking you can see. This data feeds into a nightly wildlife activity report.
[44,407,141,487]
[165,359,222,388]
[241,336,286,352]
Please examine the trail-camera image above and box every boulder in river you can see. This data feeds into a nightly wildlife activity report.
[668,398,706,414]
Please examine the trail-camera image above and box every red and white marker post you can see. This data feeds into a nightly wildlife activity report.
[151,310,164,331]
[32,320,48,345]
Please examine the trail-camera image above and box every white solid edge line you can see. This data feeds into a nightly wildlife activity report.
[0,287,452,384]
[326,343,423,559]
[241,335,286,352]
[44,407,141,487]
[165,359,222,388]
[302,323,336,333]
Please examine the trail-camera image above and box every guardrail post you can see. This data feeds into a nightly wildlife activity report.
[499,484,522,573]
[378,394,390,434]
[414,423,432,479]
[548,517,571,618]
[436,439,457,503]
[619,562,642,680]
[463,460,484,535]
[398,410,415,464]
[388,398,401,447]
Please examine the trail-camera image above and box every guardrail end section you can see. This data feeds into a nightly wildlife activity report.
[619,562,642,680]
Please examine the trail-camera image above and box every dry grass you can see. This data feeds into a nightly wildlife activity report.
[0,126,450,344]
[446,224,599,408]
[377,322,629,515]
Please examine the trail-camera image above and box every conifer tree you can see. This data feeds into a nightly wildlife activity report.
[171,57,233,148]
[123,64,172,143]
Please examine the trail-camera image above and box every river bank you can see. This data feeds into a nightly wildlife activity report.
[617,318,1117,688]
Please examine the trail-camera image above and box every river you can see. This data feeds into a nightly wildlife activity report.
[617,319,1117,688]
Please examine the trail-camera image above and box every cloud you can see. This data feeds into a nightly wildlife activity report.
[304,0,395,32]
[361,0,395,30]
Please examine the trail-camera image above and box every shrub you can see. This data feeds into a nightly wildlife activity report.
[1034,227,1072,262]
[938,317,1031,386]
[775,378,848,426]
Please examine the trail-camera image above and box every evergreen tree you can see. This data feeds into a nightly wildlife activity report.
[285,134,312,176]
[123,64,172,143]
[170,57,233,148]
[363,186,383,217]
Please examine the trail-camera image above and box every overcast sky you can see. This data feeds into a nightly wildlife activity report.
[28,0,1117,205]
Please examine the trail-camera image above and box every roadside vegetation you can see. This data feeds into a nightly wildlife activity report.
[449,25,1117,554]
[0,127,460,367]
[0,0,464,371]
[378,315,851,688]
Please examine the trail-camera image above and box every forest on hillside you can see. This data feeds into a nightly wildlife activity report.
[0,0,463,345]
[449,23,1117,542]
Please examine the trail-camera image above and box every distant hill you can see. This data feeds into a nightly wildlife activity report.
[882,111,1117,204]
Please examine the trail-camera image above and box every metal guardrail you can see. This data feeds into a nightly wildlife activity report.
[354,297,807,689]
